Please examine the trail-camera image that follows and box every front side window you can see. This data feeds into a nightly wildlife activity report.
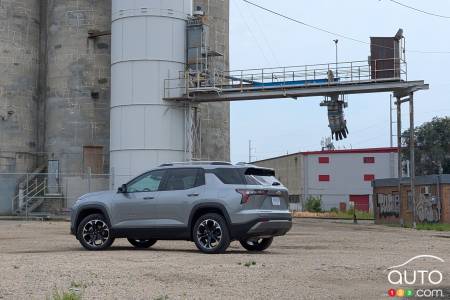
[127,170,165,193]
[163,168,204,191]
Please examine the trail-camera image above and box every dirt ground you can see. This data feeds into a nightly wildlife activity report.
[1,219,450,300]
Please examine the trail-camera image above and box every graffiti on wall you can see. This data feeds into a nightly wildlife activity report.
[377,193,400,217]
[416,193,441,223]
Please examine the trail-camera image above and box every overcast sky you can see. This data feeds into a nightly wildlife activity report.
[229,0,450,163]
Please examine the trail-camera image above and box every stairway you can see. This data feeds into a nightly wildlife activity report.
[12,167,64,216]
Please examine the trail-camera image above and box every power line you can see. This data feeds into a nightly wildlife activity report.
[386,0,450,19]
[242,0,450,54]
[232,0,273,66]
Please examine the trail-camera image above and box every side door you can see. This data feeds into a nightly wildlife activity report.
[111,169,166,228]
[157,168,206,227]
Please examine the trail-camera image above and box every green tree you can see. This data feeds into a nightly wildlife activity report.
[402,117,450,175]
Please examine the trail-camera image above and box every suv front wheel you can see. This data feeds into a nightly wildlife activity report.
[193,213,230,254]
[77,214,114,251]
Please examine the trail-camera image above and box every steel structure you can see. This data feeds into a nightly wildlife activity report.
[165,56,428,227]
[164,58,422,102]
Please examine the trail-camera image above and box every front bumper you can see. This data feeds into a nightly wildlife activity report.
[230,217,292,239]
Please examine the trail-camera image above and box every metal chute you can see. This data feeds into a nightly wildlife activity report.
[320,95,349,141]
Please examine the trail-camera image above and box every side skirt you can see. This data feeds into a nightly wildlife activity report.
[110,227,191,240]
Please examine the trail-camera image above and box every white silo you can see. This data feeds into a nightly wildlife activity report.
[110,0,192,186]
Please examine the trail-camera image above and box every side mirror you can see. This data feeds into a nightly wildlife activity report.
[118,184,128,193]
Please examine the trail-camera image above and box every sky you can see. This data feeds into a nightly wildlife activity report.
[229,0,450,163]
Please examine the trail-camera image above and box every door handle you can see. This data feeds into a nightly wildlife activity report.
[143,197,154,200]
[187,193,199,197]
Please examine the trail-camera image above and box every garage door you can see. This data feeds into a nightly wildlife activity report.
[349,195,370,212]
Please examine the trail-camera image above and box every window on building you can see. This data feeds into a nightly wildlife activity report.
[364,174,375,181]
[319,175,330,182]
[318,157,330,164]
[363,157,375,164]
[83,146,104,174]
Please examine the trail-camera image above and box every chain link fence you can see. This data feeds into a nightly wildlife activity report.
[0,172,112,217]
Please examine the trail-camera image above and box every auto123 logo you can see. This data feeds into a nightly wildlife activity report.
[385,255,445,298]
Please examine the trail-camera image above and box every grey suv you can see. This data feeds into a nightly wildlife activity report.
[70,162,292,254]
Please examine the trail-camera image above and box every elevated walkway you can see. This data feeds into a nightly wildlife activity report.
[164,59,429,102]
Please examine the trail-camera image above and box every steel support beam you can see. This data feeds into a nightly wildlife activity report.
[167,81,429,103]
[396,95,403,227]
[409,92,416,229]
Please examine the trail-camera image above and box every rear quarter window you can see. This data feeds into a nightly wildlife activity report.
[210,168,246,184]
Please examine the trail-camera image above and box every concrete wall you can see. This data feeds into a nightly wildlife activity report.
[193,0,230,161]
[0,0,41,214]
[255,154,303,196]
[44,0,111,175]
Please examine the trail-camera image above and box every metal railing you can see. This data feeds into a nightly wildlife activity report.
[164,58,407,99]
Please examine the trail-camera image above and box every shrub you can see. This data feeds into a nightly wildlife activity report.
[330,207,338,213]
[305,197,322,212]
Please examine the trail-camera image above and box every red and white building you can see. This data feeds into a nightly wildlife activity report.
[254,147,398,212]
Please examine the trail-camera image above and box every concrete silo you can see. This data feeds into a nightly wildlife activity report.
[110,0,192,186]
[0,0,41,214]
[193,0,230,161]
[45,0,112,175]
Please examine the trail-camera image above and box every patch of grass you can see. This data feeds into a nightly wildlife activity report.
[416,223,450,232]
[52,290,81,300]
[243,261,256,267]
[334,210,374,220]
[382,223,450,232]
[154,295,169,300]
[70,281,86,289]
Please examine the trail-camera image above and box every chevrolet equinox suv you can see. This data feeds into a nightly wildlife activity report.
[70,162,292,254]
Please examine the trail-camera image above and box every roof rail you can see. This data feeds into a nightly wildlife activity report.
[159,161,232,167]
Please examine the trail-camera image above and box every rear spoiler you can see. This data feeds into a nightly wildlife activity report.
[243,167,275,177]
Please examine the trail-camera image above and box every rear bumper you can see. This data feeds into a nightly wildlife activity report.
[230,217,292,240]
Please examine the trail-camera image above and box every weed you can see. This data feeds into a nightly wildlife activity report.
[52,290,81,300]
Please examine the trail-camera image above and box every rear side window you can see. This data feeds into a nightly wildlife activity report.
[244,167,280,186]
[210,168,246,184]
[162,168,205,191]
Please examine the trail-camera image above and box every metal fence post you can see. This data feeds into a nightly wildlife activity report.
[88,167,92,193]
[26,173,29,220]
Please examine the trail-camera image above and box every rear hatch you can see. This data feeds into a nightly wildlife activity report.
[236,167,289,211]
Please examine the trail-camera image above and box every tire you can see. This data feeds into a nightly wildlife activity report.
[193,213,230,254]
[77,214,114,251]
[240,237,273,252]
[127,238,157,249]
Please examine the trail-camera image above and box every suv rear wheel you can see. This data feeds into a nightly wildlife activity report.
[77,214,114,251]
[240,237,273,252]
[193,213,230,254]
[127,238,157,249]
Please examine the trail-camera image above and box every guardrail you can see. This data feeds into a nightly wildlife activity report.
[164,58,407,99]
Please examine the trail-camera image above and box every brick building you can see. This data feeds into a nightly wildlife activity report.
[373,175,450,225]
[254,147,398,212]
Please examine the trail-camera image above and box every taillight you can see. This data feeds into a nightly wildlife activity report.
[236,189,267,204]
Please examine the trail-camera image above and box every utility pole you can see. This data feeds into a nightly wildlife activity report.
[334,39,339,78]
[248,140,253,163]
[390,95,394,148]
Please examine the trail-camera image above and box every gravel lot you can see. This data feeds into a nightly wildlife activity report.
[1,218,450,300]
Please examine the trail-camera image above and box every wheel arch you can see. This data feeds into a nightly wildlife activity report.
[188,203,232,240]
[75,204,111,233]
